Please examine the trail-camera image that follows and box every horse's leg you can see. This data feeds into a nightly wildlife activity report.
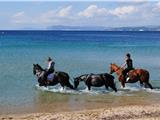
[104,83,109,90]
[144,82,153,89]
[139,81,143,87]
[67,83,74,90]
[147,82,153,89]
[109,84,117,92]
[87,85,91,91]
[121,81,125,88]
[59,83,65,90]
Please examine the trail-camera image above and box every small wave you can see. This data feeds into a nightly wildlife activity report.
[35,84,79,94]
[79,88,109,95]
[35,84,111,95]
[35,84,160,95]
[144,88,160,93]
[118,83,160,94]
[118,83,143,92]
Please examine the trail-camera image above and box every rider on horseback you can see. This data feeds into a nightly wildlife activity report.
[43,57,55,84]
[121,53,134,81]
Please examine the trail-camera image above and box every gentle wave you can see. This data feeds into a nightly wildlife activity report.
[35,83,160,95]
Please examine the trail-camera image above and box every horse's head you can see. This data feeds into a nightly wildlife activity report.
[109,63,116,74]
[109,63,122,74]
[74,75,88,89]
[33,64,44,77]
[33,64,37,75]
[74,77,80,89]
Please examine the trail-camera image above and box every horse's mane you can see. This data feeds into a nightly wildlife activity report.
[36,64,44,71]
[111,63,123,71]
[76,74,89,81]
[111,63,119,68]
[79,74,88,78]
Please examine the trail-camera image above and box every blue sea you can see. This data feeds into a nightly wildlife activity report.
[1,31,160,114]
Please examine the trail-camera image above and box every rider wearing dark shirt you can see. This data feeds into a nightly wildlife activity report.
[122,53,134,80]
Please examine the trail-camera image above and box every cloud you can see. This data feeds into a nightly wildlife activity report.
[152,1,160,12]
[13,11,25,18]
[58,6,72,17]
[78,5,108,17]
[37,6,72,24]
[10,2,160,28]
[117,0,147,2]
[12,11,29,23]
[78,5,137,18]
[11,6,73,24]
[109,6,137,17]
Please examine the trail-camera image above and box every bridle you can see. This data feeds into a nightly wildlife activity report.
[111,65,122,73]
[35,69,43,78]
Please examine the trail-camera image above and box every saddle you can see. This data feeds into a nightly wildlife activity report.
[47,73,55,81]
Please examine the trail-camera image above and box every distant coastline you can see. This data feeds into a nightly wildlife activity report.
[46,25,160,31]
[1,25,160,31]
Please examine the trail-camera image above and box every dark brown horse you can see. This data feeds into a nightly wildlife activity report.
[109,63,153,89]
[33,64,74,89]
[74,73,117,92]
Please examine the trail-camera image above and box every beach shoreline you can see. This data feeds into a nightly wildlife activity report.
[1,104,160,120]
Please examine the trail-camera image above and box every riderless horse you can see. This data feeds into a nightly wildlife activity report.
[74,73,117,92]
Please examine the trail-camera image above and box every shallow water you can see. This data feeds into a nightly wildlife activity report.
[0,31,160,114]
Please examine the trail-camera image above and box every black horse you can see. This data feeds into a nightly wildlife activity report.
[74,73,117,92]
[33,64,74,89]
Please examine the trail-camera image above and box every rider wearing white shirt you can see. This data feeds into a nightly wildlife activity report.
[47,59,55,71]
[44,57,55,82]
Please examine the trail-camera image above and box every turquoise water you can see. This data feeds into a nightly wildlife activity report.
[1,31,160,114]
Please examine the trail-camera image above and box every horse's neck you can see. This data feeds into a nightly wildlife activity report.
[114,65,123,76]
[80,74,88,81]
[37,64,44,71]
[116,69,123,76]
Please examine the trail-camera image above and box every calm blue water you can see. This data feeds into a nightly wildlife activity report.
[1,31,160,114]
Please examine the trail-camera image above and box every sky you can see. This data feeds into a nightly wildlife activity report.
[0,0,160,30]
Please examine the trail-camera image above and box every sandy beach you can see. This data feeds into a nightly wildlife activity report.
[1,104,160,120]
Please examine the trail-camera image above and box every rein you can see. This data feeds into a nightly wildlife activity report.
[36,71,43,78]
[115,67,121,72]
[112,64,123,75]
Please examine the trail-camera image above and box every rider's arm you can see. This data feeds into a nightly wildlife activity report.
[121,62,126,68]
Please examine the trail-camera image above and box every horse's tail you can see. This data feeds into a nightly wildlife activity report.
[142,70,153,89]
[146,70,150,82]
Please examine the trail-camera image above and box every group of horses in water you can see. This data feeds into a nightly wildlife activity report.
[33,63,153,92]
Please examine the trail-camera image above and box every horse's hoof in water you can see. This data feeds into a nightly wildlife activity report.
[121,86,124,89]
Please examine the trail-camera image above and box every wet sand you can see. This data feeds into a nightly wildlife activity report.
[1,104,160,120]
